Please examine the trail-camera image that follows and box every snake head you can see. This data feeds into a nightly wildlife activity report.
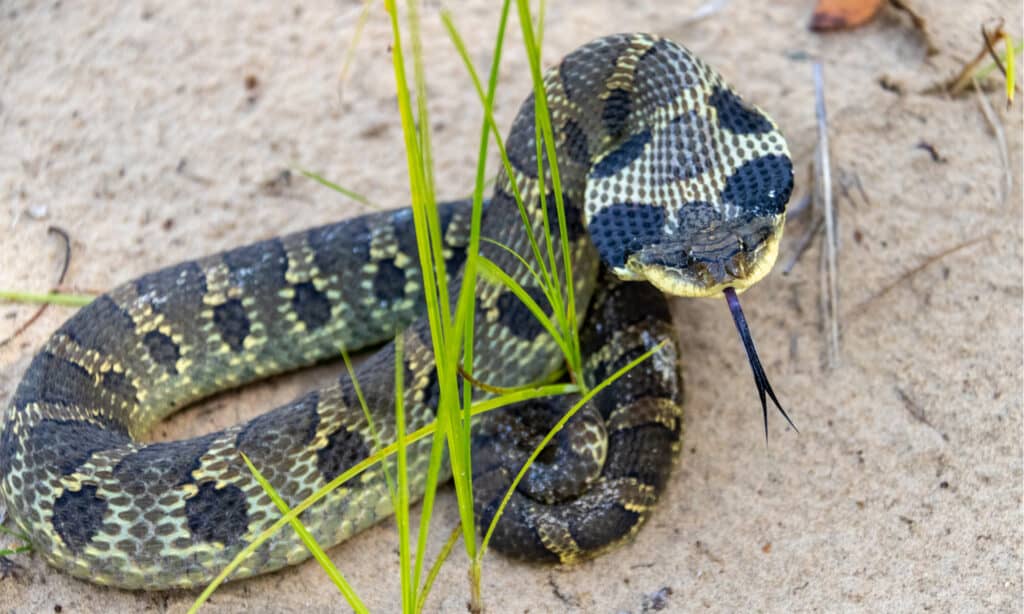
[584,107,794,299]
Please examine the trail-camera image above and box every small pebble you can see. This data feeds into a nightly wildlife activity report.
[26,204,48,219]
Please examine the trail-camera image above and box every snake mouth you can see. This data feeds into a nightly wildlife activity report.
[624,213,784,298]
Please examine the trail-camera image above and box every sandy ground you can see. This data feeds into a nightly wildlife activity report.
[1,1,1021,612]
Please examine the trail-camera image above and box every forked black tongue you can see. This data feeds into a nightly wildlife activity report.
[723,287,797,441]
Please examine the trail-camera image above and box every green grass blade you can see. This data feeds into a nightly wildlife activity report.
[392,334,414,609]
[337,0,373,86]
[0,525,32,557]
[295,168,377,208]
[0,544,30,560]
[0,291,93,307]
[240,453,368,614]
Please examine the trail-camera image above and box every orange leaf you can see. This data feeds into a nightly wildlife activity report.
[809,0,886,32]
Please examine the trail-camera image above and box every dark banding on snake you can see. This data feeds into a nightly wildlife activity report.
[492,287,551,342]
[709,86,773,135]
[100,370,138,405]
[307,218,372,275]
[236,392,321,481]
[212,299,251,352]
[112,435,216,494]
[142,330,180,374]
[223,239,288,290]
[601,88,633,138]
[58,295,136,356]
[15,352,105,411]
[372,258,408,305]
[185,482,249,545]
[316,426,371,483]
[590,129,652,179]
[52,485,108,554]
[721,154,794,216]
[291,282,332,330]
[588,203,665,268]
[135,261,208,314]
[28,419,127,476]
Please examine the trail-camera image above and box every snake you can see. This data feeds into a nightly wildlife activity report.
[0,33,792,590]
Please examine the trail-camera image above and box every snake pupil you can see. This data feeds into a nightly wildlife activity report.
[723,286,797,440]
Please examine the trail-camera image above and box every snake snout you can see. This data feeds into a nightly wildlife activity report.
[625,214,784,298]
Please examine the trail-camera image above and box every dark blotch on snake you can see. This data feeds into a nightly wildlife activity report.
[563,119,591,167]
[26,419,129,476]
[317,426,371,482]
[559,35,629,103]
[604,424,678,492]
[307,218,372,275]
[11,352,107,411]
[291,282,331,330]
[52,484,108,554]
[185,482,249,546]
[135,261,207,315]
[588,203,665,268]
[721,154,793,216]
[568,502,640,552]
[100,369,137,405]
[601,88,632,138]
[57,296,136,357]
[492,286,549,341]
[113,434,216,497]
[237,391,320,486]
[586,280,670,335]
[222,238,287,290]
[213,299,250,352]
[372,259,407,305]
[590,129,651,179]
[143,330,180,374]
[709,86,772,135]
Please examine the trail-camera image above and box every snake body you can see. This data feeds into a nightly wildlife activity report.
[0,33,792,589]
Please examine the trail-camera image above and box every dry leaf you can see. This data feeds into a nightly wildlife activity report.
[809,0,886,31]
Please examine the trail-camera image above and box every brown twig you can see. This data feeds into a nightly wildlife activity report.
[48,226,72,283]
[457,364,511,395]
[942,19,1016,97]
[981,19,1009,82]
[0,226,74,349]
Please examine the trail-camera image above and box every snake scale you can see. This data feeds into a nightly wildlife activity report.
[0,33,792,590]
